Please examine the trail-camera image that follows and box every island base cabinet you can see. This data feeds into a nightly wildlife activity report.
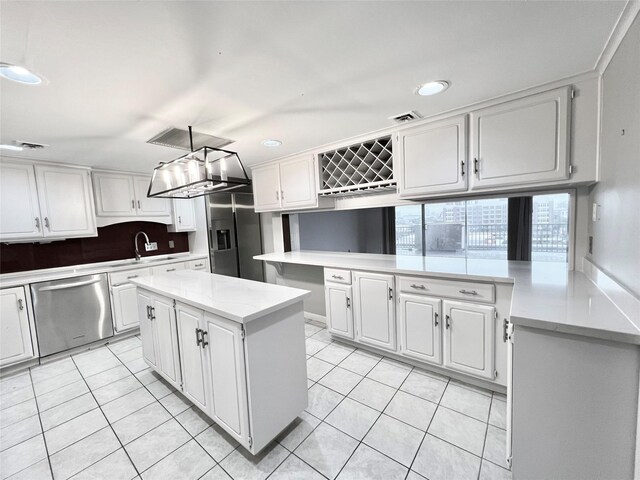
[353,272,396,352]
[0,287,35,367]
[443,300,495,380]
[398,294,442,365]
[137,287,307,455]
[325,283,354,339]
[137,291,181,389]
[176,303,210,413]
[204,314,250,446]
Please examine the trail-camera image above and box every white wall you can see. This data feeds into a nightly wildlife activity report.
[587,14,640,296]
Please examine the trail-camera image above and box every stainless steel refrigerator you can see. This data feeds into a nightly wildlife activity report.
[207,192,264,282]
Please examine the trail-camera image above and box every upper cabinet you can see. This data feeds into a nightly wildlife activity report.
[469,86,571,190]
[397,114,468,198]
[0,161,96,242]
[168,198,197,232]
[252,155,319,213]
[92,171,171,225]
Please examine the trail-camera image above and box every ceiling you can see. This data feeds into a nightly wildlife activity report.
[0,1,627,174]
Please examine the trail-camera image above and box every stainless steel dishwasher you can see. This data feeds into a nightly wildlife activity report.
[31,273,114,356]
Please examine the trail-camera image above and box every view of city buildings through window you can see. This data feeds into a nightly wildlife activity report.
[395,193,569,262]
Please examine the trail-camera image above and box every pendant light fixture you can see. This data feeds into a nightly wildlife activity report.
[147,126,251,199]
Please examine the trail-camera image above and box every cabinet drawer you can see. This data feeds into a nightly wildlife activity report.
[152,262,187,275]
[188,259,208,271]
[324,268,351,285]
[398,276,495,303]
[110,267,152,286]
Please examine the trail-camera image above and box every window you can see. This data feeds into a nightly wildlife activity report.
[395,193,570,262]
[532,193,570,262]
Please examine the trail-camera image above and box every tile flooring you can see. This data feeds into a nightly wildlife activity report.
[0,322,511,480]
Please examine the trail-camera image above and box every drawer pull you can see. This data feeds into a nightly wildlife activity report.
[459,289,478,296]
[195,328,203,347]
[445,314,451,329]
[166,268,176,272]
[331,275,344,280]
[410,284,426,290]
[346,297,351,308]
[127,274,138,279]
[195,263,203,267]
[434,312,438,327]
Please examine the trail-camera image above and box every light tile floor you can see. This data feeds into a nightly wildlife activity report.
[0,322,511,480]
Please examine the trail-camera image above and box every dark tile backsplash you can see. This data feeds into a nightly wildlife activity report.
[0,222,190,274]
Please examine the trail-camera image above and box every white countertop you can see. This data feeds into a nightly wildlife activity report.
[0,252,208,288]
[131,270,310,323]
[256,251,640,345]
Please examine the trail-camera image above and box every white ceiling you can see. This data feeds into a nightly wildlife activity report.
[0,1,627,174]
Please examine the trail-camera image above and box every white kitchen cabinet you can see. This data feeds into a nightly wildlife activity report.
[92,171,170,222]
[398,294,442,365]
[325,283,354,340]
[92,172,137,216]
[204,313,250,445]
[470,86,571,190]
[133,176,171,216]
[168,199,197,232]
[353,271,396,351]
[35,165,96,238]
[0,287,35,367]
[0,161,96,242]
[137,289,158,368]
[252,155,319,213]
[176,302,210,412]
[279,155,318,210]
[443,300,495,379]
[252,163,282,212]
[397,114,468,198]
[0,162,42,241]
[110,267,152,332]
[138,291,181,388]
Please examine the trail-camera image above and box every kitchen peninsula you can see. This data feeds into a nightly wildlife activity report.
[130,270,310,454]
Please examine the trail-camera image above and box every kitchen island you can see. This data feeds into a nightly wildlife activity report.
[131,270,310,454]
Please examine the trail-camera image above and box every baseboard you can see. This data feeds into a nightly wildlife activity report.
[304,312,326,325]
[582,257,640,329]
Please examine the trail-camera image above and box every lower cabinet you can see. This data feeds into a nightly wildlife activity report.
[137,290,181,388]
[0,287,35,367]
[136,287,307,454]
[443,300,495,380]
[353,271,396,352]
[203,313,250,444]
[112,284,141,332]
[325,282,354,339]
[398,294,442,365]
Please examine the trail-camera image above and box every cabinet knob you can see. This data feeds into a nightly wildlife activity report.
[35,217,40,231]
[201,330,209,348]
[461,160,465,177]
[473,158,479,176]
[434,312,439,327]
[137,200,141,209]
[445,314,451,329]
[132,200,135,209]
[346,297,351,308]
[388,287,393,300]
[178,216,182,224]
[44,217,50,229]
[195,328,203,346]
[17,298,24,311]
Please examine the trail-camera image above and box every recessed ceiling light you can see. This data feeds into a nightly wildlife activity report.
[261,139,282,147]
[0,144,24,152]
[416,81,449,96]
[0,63,44,85]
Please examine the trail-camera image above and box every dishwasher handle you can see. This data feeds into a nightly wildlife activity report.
[37,278,102,292]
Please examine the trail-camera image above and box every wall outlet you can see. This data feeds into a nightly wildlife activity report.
[169,240,175,248]
[145,242,158,252]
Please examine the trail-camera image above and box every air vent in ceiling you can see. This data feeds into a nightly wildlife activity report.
[147,127,233,151]
[17,141,48,149]
[388,110,422,124]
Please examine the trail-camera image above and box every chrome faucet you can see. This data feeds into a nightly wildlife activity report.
[134,231,151,261]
